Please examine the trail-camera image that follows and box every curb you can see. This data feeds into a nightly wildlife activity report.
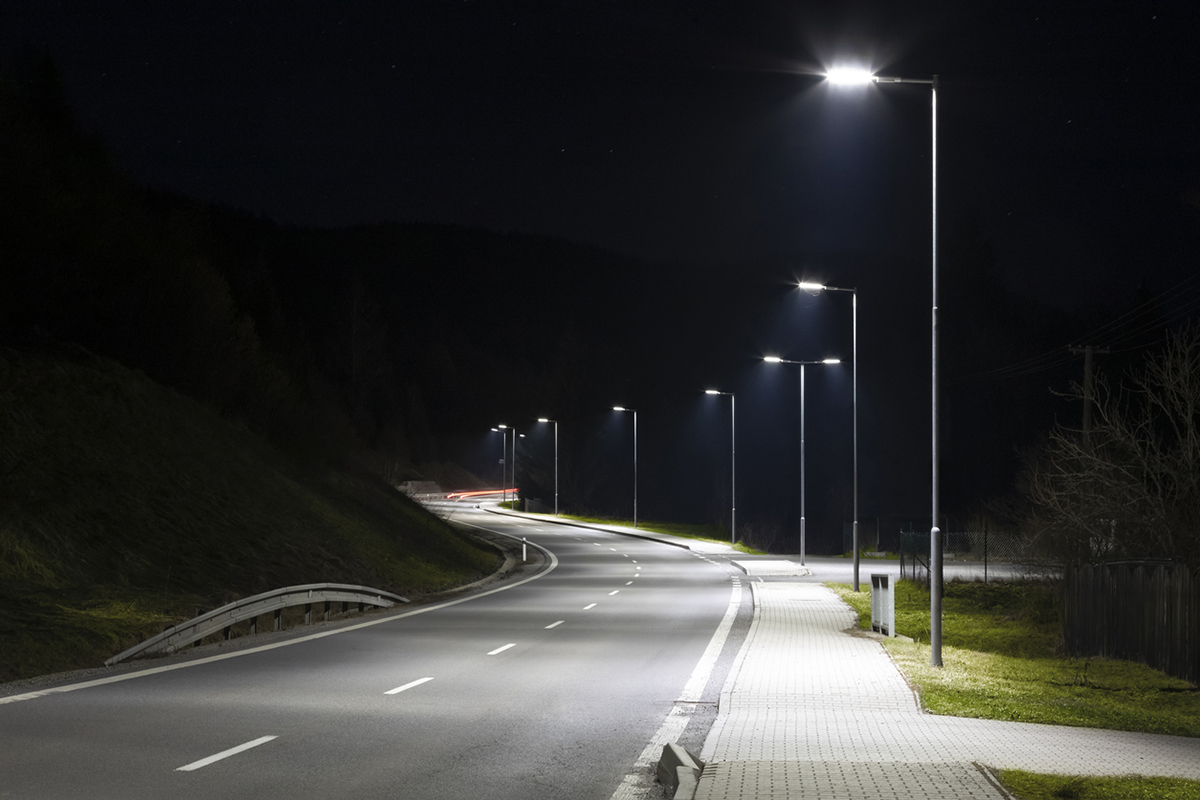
[481,506,697,550]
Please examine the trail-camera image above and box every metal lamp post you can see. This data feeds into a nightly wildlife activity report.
[825,66,941,666]
[493,425,511,505]
[704,390,736,544]
[798,281,859,590]
[537,418,558,516]
[613,407,637,528]
[764,356,841,565]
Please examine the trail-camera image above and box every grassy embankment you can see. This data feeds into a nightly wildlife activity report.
[501,507,767,554]
[0,348,500,682]
[829,580,1199,737]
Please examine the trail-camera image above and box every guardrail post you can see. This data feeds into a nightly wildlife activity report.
[358,601,364,613]
[250,616,257,635]
[223,625,231,641]
[274,608,282,631]
[342,601,348,614]
[305,602,312,625]
[324,600,330,621]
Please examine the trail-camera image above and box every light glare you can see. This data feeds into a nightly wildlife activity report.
[826,68,876,86]
[705,389,719,395]
[823,358,842,364]
[764,356,782,363]
[797,281,826,292]
[613,406,626,412]
[537,418,549,423]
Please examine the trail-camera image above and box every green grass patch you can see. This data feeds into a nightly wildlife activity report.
[546,513,766,554]
[828,580,1200,737]
[0,349,499,681]
[1000,770,1200,799]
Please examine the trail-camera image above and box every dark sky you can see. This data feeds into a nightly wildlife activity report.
[4,2,1200,543]
[4,1,1198,304]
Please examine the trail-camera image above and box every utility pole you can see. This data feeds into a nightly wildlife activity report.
[1068,345,1110,441]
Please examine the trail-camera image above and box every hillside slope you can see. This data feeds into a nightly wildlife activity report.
[0,347,499,682]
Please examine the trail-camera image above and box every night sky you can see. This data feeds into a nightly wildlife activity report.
[5,2,1199,546]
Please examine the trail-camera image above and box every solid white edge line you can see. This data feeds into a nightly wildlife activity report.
[583,603,597,610]
[384,677,434,695]
[545,620,564,629]
[487,643,516,655]
[176,735,277,772]
[0,521,558,706]
[608,577,743,800]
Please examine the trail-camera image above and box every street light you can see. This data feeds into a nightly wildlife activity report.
[613,406,637,528]
[492,425,512,505]
[798,281,859,591]
[537,418,558,516]
[825,67,942,667]
[763,356,841,565]
[705,390,736,544]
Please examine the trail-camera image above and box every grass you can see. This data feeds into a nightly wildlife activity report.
[540,512,768,554]
[828,579,1200,738]
[0,348,500,681]
[1000,770,1200,799]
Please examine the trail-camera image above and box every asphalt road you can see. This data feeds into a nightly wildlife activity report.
[0,506,741,800]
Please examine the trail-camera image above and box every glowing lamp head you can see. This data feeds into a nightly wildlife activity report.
[613,406,626,412]
[498,424,508,429]
[764,356,783,363]
[705,389,720,395]
[826,68,876,86]
[797,281,826,292]
[823,358,842,365]
[537,418,550,423]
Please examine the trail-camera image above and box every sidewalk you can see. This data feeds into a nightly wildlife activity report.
[695,579,1200,799]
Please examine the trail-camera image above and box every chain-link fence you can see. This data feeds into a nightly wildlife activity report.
[899,527,1041,585]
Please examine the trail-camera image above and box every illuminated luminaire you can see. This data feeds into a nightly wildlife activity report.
[825,67,876,86]
[797,281,826,292]
[763,356,783,363]
[822,358,841,364]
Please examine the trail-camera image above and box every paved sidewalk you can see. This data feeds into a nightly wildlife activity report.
[696,580,1200,799]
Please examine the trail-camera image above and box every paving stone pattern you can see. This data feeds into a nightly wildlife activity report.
[697,582,1200,799]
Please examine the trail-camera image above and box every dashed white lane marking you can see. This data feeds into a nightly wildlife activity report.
[610,547,618,551]
[176,736,277,772]
[623,554,630,558]
[626,581,633,586]
[545,620,564,629]
[385,677,434,695]
[632,560,638,564]
[487,643,517,656]
[609,590,620,596]
[593,543,602,547]
[635,566,641,570]
[583,603,597,610]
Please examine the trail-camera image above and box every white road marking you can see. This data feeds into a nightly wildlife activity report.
[0,521,560,706]
[384,677,434,695]
[176,736,277,772]
[583,603,597,610]
[608,590,620,596]
[635,566,641,570]
[592,543,602,547]
[609,578,744,799]
[487,643,517,655]
[632,560,637,563]
[625,581,633,586]
[623,554,630,558]
[610,547,617,551]
[545,620,564,629]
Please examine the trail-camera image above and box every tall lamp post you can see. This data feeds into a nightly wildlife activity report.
[798,281,859,590]
[537,418,559,516]
[704,390,736,544]
[825,66,941,666]
[492,425,511,505]
[764,356,841,565]
[613,406,638,528]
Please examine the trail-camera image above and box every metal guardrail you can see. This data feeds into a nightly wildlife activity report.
[106,583,409,666]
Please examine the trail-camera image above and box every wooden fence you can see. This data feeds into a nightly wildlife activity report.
[1061,562,1199,684]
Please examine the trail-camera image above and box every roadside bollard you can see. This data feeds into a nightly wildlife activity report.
[522,537,527,562]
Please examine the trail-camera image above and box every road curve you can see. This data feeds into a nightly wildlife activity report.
[0,505,741,800]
